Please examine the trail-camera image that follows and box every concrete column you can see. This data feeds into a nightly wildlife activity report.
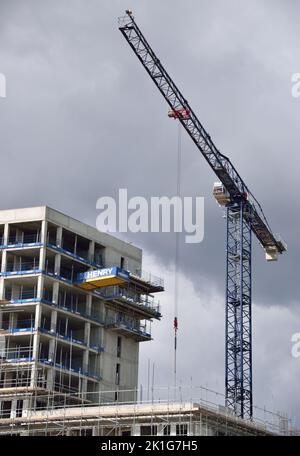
[10,399,17,419]
[86,294,92,316]
[50,310,57,332]
[48,314,57,394]
[11,283,20,300]
[31,304,42,386]
[170,423,176,436]
[8,312,17,330]
[37,275,44,300]
[13,255,18,270]
[0,226,9,297]
[157,424,163,436]
[74,234,78,255]
[83,349,89,370]
[56,226,63,247]
[81,378,88,396]
[3,223,9,246]
[40,219,47,242]
[52,281,59,303]
[38,221,47,308]
[22,398,31,418]
[84,322,91,346]
[46,366,55,390]
[89,240,95,263]
[32,333,40,357]
[54,254,61,276]
[48,338,56,360]
[39,247,47,271]
[1,251,7,273]
[92,426,100,436]
[30,360,40,387]
[81,347,89,397]
[16,227,22,243]
[0,278,5,300]
[199,413,203,436]
[132,425,140,436]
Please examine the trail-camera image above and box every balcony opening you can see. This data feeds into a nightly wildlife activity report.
[94,243,104,267]
[61,230,91,263]
[0,225,4,246]
[1,311,35,331]
[0,401,12,418]
[16,400,23,418]
[62,229,76,255]
[141,425,157,436]
[75,235,90,262]
[45,253,55,276]
[55,314,85,345]
[1,343,33,365]
[53,371,80,396]
[89,327,103,351]
[176,424,188,436]
[59,257,87,283]
[40,311,51,332]
[115,363,120,385]
[163,424,171,435]
[57,284,87,315]
[43,284,53,303]
[90,297,104,321]
[4,277,38,302]
[117,336,122,358]
[39,341,49,363]
[54,342,84,373]
[8,221,41,246]
[6,252,40,274]
[47,223,58,246]
[7,368,32,389]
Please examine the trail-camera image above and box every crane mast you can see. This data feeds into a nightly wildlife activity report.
[119,10,286,420]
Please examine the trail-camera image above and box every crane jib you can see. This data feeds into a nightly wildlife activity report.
[119,14,285,258]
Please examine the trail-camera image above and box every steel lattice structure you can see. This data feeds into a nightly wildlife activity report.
[119,10,286,419]
[226,202,252,419]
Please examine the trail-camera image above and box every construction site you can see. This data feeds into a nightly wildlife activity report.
[0,204,293,436]
[0,8,297,438]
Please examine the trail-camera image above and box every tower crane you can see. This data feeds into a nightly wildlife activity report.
[118,10,286,420]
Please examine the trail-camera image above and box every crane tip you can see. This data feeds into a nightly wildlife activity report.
[126,9,133,16]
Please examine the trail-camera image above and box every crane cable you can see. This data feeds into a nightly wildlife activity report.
[174,121,182,389]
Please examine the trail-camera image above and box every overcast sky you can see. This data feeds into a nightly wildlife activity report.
[0,0,299,429]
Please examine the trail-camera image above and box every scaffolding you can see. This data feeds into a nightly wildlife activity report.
[0,382,296,436]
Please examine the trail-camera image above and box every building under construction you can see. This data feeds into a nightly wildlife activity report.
[0,206,163,424]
